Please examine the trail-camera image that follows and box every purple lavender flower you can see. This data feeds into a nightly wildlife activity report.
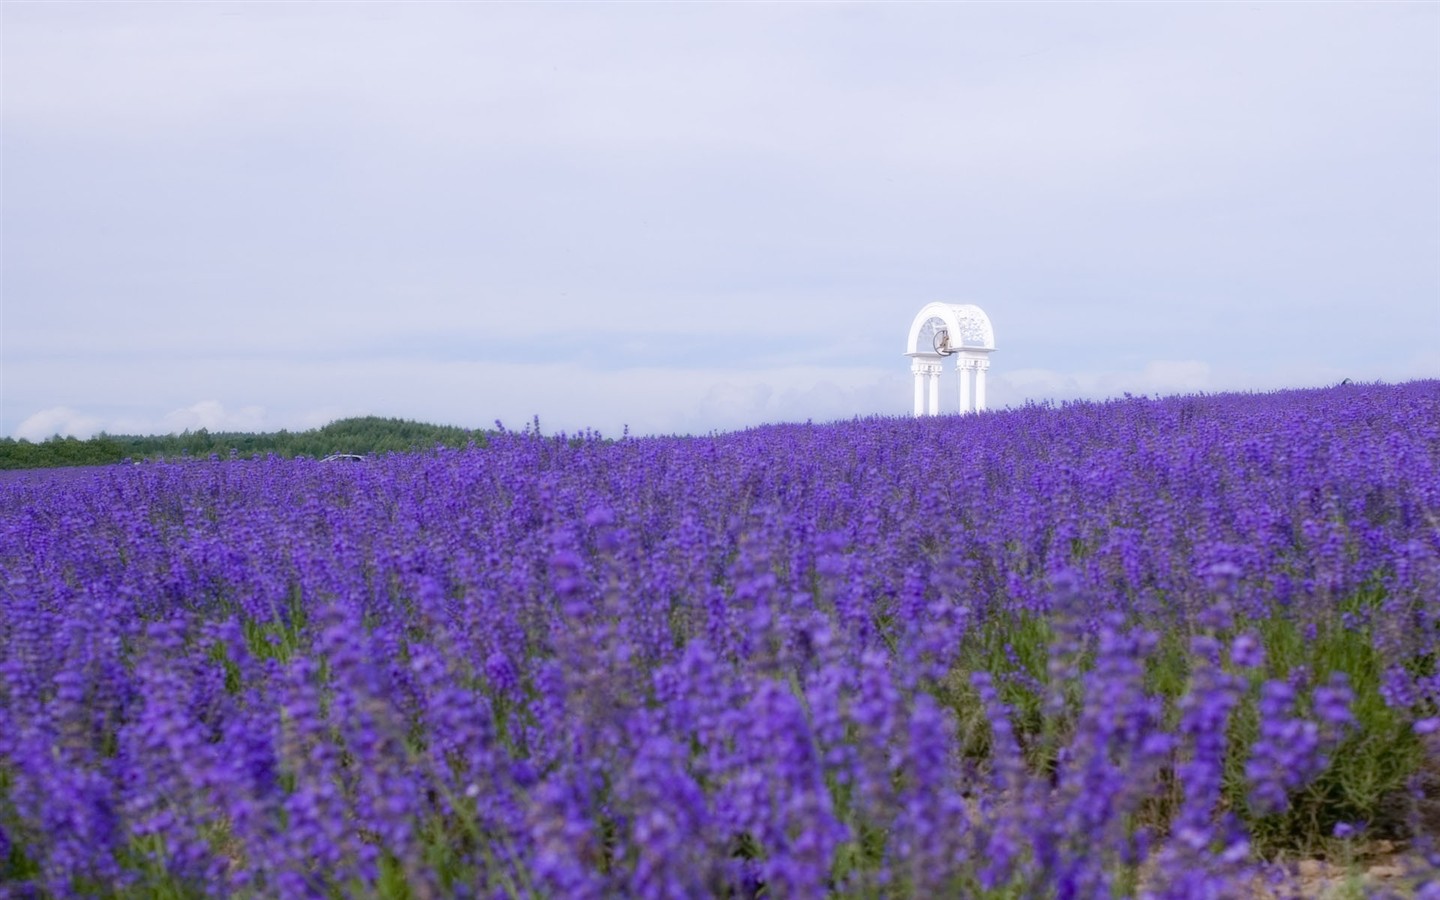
[1246,680,1322,815]
[1229,631,1265,669]
[1313,672,1357,734]
[1382,664,1419,710]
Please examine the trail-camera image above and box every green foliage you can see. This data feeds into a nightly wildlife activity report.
[0,417,487,470]
[938,596,1428,859]
[240,589,311,665]
[1237,608,1428,855]
[0,433,127,469]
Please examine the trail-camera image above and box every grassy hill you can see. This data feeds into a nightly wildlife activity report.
[0,416,483,469]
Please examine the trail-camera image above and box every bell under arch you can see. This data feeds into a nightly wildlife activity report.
[904,303,996,416]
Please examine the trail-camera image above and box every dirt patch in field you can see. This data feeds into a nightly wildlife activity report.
[1134,840,1435,898]
[1252,842,1430,898]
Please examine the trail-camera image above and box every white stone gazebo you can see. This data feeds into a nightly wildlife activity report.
[905,303,996,416]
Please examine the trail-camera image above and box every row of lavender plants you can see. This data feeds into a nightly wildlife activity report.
[2,381,1438,898]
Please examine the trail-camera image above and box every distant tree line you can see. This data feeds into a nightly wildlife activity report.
[0,417,485,470]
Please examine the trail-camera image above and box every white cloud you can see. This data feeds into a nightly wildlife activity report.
[984,357,1426,412]
[160,401,268,434]
[8,353,1434,443]
[2,357,909,440]
[15,406,104,441]
[980,362,1217,408]
[693,382,774,432]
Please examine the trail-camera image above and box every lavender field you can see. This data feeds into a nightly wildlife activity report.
[2,382,1438,898]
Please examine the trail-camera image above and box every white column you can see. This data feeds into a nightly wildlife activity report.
[958,362,972,414]
[975,363,988,412]
[913,369,925,417]
[927,368,940,415]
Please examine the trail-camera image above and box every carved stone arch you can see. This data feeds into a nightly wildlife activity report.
[904,303,996,416]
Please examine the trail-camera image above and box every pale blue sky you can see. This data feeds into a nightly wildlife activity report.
[3,1,1437,439]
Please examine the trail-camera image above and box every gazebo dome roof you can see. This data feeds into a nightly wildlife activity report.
[905,302,996,355]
